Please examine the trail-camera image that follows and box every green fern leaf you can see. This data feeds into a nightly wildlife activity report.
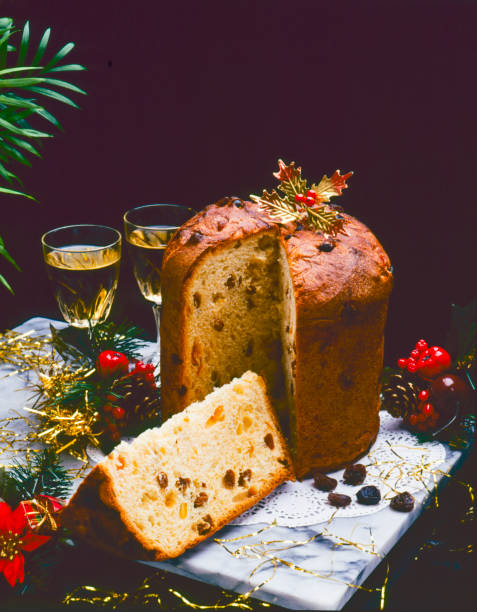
[43,41,75,71]
[0,158,17,181]
[0,93,42,109]
[32,27,51,66]
[35,107,62,130]
[0,18,86,292]
[0,66,42,76]
[0,273,14,294]
[23,85,80,108]
[0,76,45,87]
[0,140,32,166]
[0,185,34,199]
[0,115,51,137]
[0,234,20,268]
[2,133,42,157]
[17,20,29,67]
[47,63,86,73]
[42,77,86,95]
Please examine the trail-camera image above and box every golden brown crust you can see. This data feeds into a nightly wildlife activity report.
[60,466,159,560]
[160,196,393,477]
[61,462,294,562]
[61,373,295,561]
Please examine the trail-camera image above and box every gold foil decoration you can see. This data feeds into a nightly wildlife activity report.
[24,363,102,461]
[0,329,53,376]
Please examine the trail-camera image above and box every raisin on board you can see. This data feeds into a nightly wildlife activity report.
[390,491,415,512]
[343,464,367,485]
[356,485,381,505]
[328,492,352,507]
[313,473,337,492]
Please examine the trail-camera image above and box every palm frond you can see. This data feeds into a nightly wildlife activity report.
[0,272,14,293]
[0,18,86,290]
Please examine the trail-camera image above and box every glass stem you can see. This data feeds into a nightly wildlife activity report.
[152,302,161,358]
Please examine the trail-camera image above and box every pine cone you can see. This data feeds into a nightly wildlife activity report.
[112,372,160,430]
[381,372,422,419]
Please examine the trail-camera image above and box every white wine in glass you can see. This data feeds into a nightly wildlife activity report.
[125,226,177,306]
[124,204,193,347]
[42,225,122,328]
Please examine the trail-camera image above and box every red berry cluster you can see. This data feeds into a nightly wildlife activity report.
[95,350,157,442]
[398,339,451,379]
[408,388,438,431]
[396,340,470,433]
[295,189,317,207]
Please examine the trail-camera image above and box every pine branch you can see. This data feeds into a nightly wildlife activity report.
[50,320,148,365]
[0,449,72,507]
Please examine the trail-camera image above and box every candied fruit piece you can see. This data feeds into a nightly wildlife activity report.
[193,492,208,508]
[223,469,236,488]
[356,485,381,505]
[264,433,274,449]
[238,469,252,487]
[157,472,168,488]
[390,491,415,512]
[313,473,337,492]
[343,463,366,485]
[328,492,351,507]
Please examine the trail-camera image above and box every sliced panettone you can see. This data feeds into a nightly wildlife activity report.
[61,371,295,560]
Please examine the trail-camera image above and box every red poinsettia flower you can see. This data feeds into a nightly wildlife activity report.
[0,501,51,587]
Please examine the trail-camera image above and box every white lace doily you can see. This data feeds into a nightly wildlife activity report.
[231,412,446,527]
[87,412,445,528]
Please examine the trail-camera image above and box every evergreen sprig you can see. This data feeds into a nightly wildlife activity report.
[0,448,72,507]
[0,17,86,292]
[50,320,148,366]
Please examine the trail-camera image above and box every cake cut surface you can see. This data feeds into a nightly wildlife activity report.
[160,197,393,477]
[61,371,294,560]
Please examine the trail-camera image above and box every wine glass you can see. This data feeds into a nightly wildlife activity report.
[123,204,193,350]
[41,224,122,328]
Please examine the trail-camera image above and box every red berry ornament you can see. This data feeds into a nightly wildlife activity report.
[112,406,126,420]
[422,403,434,416]
[96,350,129,378]
[398,358,408,369]
[295,193,306,204]
[418,389,429,402]
[416,346,451,379]
[306,189,317,200]
[416,339,428,352]
[407,361,418,373]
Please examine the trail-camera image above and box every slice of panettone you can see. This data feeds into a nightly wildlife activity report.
[61,371,295,560]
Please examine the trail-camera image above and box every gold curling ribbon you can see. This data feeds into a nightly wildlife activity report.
[214,520,387,602]
[63,577,162,608]
[0,329,53,377]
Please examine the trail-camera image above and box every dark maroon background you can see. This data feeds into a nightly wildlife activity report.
[0,2,475,608]
[1,0,476,362]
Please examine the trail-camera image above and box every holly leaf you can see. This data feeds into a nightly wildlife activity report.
[307,206,346,235]
[250,189,300,223]
[273,159,308,201]
[311,170,353,204]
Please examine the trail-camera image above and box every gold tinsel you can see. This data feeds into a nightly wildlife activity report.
[25,363,102,461]
[0,327,102,463]
[0,329,53,375]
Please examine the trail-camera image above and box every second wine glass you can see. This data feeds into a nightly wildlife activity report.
[123,204,193,348]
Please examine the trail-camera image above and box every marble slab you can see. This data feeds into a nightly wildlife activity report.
[0,318,466,610]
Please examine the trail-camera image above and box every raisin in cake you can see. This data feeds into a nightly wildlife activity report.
[160,198,393,478]
[61,371,294,560]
